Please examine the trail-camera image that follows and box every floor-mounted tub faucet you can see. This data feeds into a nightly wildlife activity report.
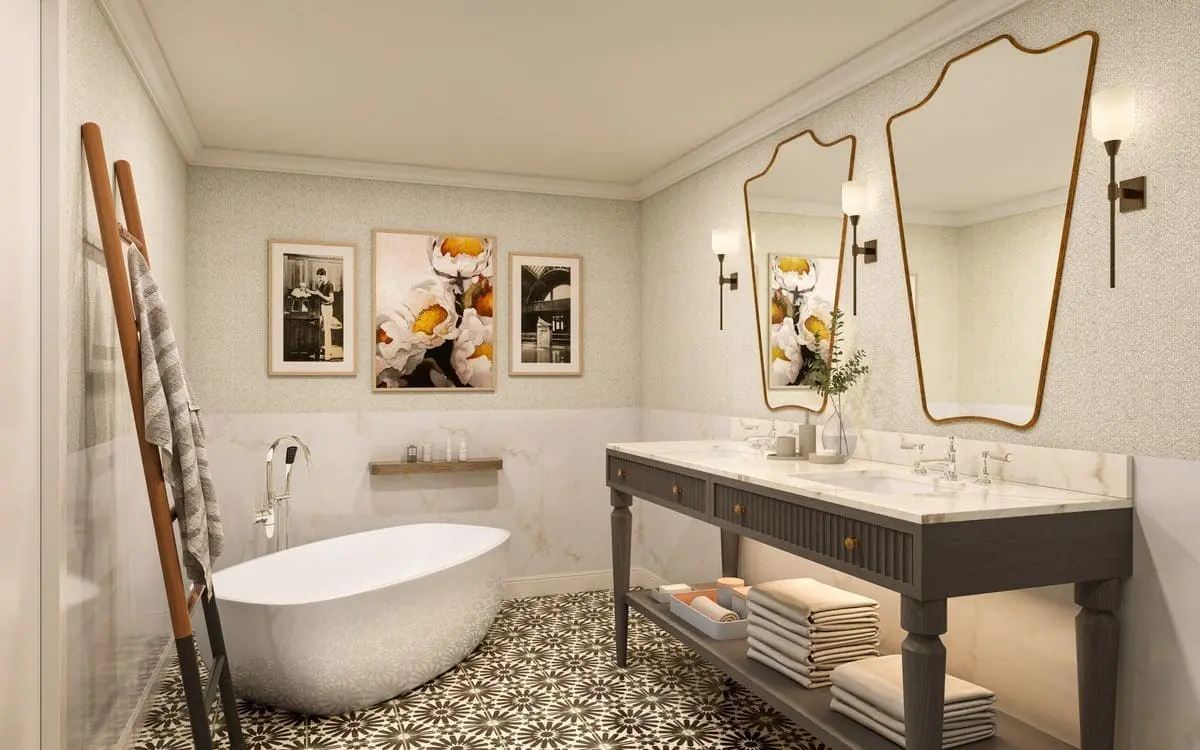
[255,435,312,550]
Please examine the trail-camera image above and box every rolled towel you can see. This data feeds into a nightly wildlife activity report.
[751,578,878,622]
[831,687,995,733]
[749,610,879,650]
[831,698,997,749]
[750,599,880,634]
[689,595,739,623]
[747,646,831,689]
[831,655,996,724]
[747,624,879,665]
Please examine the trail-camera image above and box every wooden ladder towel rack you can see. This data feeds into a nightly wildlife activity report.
[81,122,246,750]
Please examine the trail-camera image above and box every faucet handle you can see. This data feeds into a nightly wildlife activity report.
[900,439,926,452]
[976,450,1014,484]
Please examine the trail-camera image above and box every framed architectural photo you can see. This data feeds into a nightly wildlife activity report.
[268,240,356,376]
[508,253,582,376]
[373,230,496,391]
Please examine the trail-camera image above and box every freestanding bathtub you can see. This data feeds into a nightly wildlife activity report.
[209,523,509,715]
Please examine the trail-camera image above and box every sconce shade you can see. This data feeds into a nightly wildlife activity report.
[841,180,868,217]
[1091,87,1135,143]
[711,228,738,256]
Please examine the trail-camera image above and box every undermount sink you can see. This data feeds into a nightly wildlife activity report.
[794,470,940,496]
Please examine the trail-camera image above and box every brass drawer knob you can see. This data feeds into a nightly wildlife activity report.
[616,468,627,480]
[843,536,859,552]
[670,484,683,497]
[733,503,747,516]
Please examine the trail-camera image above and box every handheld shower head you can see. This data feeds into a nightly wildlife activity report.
[285,446,299,465]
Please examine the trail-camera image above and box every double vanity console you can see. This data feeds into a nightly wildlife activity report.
[606,440,1132,750]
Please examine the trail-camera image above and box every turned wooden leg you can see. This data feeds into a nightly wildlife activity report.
[901,597,947,750]
[610,489,633,667]
[720,528,741,579]
[1076,579,1122,750]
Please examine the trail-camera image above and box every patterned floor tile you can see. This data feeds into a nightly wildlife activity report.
[134,589,830,749]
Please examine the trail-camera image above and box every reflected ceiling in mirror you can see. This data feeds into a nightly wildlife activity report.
[888,32,1097,428]
[744,131,854,411]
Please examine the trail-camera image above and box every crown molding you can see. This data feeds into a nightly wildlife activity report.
[748,196,844,219]
[906,186,1068,228]
[96,0,201,159]
[101,0,1030,202]
[632,0,1031,199]
[193,147,640,200]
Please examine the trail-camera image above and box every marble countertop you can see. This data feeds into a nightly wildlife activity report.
[607,440,1133,525]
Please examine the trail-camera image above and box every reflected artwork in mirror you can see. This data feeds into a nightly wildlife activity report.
[744,131,854,411]
[887,32,1097,428]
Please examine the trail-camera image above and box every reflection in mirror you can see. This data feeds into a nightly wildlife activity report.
[888,32,1097,428]
[745,132,854,411]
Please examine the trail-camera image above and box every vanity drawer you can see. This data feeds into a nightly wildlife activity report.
[714,483,914,586]
[608,457,706,514]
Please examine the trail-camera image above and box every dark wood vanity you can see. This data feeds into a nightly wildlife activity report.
[607,445,1132,750]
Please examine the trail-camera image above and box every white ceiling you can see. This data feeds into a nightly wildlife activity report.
[889,34,1094,215]
[106,0,1030,198]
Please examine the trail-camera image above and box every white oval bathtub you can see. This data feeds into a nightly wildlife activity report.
[210,523,509,715]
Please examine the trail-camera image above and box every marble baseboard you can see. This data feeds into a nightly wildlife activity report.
[731,417,1132,499]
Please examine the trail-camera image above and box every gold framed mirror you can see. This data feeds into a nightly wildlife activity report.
[744,131,855,412]
[887,31,1098,428]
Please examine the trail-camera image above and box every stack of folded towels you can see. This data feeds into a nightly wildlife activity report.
[746,578,881,689]
[831,655,997,749]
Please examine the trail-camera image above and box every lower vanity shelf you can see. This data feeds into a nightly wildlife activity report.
[626,589,1074,750]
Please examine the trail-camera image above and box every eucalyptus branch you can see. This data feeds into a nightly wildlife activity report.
[808,308,868,398]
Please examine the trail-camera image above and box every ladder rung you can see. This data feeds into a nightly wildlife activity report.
[169,504,178,522]
[203,656,226,708]
[187,583,206,614]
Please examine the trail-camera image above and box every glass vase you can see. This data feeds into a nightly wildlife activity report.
[821,397,857,456]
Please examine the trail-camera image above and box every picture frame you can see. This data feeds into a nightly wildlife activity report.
[372,229,497,391]
[764,254,838,391]
[508,253,582,377]
[268,239,357,377]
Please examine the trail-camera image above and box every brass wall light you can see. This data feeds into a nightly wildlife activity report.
[712,229,740,330]
[841,180,876,315]
[1090,87,1146,288]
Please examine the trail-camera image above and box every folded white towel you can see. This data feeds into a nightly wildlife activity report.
[750,598,880,633]
[690,594,739,623]
[832,687,996,724]
[751,578,878,621]
[831,687,995,734]
[832,699,997,749]
[748,624,879,665]
[831,655,996,723]
[749,607,879,649]
[747,646,831,689]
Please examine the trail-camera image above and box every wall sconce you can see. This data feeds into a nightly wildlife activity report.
[841,180,877,315]
[1091,87,1146,288]
[712,229,739,330]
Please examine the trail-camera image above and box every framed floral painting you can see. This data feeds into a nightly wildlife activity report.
[766,255,838,390]
[372,230,496,391]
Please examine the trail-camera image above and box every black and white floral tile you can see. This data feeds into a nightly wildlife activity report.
[135,590,830,749]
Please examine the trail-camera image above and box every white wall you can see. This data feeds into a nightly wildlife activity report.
[638,0,1200,746]
[58,0,188,746]
[1,1,44,747]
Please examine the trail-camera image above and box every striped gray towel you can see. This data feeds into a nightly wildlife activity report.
[127,245,222,588]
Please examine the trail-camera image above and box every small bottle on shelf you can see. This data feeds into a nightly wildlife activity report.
[459,439,469,461]
[445,436,455,462]
[406,443,418,463]
[421,444,433,463]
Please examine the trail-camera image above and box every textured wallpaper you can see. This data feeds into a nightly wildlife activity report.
[642,0,1198,460]
[186,168,640,413]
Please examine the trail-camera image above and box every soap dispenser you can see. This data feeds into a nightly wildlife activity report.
[459,439,469,461]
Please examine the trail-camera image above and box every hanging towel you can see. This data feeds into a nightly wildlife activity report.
[750,578,879,621]
[831,698,997,749]
[830,655,996,723]
[127,245,222,588]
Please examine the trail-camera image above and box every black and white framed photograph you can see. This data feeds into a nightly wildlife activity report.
[269,240,357,376]
[508,253,582,376]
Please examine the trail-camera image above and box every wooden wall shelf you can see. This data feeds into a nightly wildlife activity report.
[369,458,504,477]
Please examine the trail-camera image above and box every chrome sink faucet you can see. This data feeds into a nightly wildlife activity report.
[976,450,1014,485]
[745,420,777,451]
[904,436,958,480]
